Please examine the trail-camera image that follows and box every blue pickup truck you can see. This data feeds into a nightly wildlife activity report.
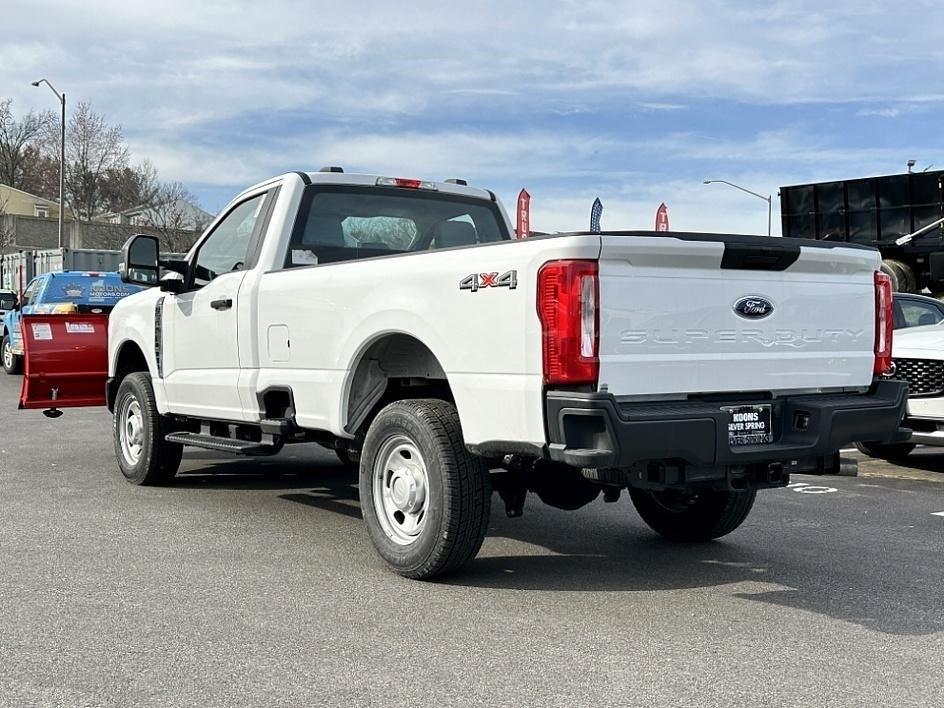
[2,271,142,375]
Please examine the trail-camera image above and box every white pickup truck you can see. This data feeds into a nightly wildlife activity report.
[19,169,908,579]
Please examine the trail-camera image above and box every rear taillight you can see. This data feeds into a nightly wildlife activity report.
[537,260,599,386]
[874,271,894,375]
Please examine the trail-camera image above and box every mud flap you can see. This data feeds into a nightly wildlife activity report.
[18,313,108,414]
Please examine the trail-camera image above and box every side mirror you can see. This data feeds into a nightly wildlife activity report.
[120,234,160,286]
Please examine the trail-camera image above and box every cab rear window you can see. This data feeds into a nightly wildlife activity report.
[285,185,509,267]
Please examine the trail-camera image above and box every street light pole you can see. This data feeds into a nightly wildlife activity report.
[31,79,66,248]
[703,179,772,237]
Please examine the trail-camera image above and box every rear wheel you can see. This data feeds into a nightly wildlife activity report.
[629,488,756,542]
[359,399,490,579]
[854,441,916,461]
[113,372,183,485]
[2,335,22,375]
[881,259,916,293]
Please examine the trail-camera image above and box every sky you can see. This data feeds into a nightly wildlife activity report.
[2,0,943,235]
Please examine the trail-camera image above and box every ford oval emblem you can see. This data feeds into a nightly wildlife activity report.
[734,296,774,319]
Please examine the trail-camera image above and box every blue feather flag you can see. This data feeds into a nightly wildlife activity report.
[590,198,603,233]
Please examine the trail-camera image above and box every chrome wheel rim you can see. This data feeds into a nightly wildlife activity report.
[373,435,429,546]
[2,339,12,369]
[118,395,145,466]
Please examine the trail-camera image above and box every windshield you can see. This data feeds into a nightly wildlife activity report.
[41,274,142,307]
[286,186,509,267]
[0,294,14,310]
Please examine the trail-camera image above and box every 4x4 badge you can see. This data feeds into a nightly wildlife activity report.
[460,270,517,292]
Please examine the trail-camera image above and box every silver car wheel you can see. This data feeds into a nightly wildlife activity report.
[372,434,430,546]
[2,339,13,369]
[118,395,145,466]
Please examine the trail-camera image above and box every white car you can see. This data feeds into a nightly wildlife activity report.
[858,324,944,459]
[19,170,907,578]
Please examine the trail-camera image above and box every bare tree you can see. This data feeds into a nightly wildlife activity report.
[0,99,52,190]
[0,192,15,250]
[42,102,130,222]
[2,97,208,250]
[137,179,209,252]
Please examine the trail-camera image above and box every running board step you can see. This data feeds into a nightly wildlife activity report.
[165,432,277,455]
[259,417,295,435]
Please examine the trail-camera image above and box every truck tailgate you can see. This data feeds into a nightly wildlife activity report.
[597,234,879,397]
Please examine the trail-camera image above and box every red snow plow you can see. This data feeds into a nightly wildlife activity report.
[18,313,109,417]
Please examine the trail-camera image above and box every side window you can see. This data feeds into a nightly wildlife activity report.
[892,300,905,329]
[192,193,267,287]
[22,279,42,308]
[899,300,944,328]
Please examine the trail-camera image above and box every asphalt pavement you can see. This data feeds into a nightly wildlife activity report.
[1,372,943,707]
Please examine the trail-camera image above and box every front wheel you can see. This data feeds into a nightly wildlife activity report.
[854,441,916,461]
[2,335,22,375]
[113,372,183,485]
[359,399,491,579]
[629,488,756,542]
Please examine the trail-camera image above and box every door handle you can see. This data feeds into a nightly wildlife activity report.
[210,298,232,311]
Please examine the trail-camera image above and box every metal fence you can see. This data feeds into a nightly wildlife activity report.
[0,248,186,292]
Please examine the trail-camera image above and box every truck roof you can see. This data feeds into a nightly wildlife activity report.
[236,171,496,203]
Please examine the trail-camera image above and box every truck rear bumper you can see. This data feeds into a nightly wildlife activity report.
[545,380,908,469]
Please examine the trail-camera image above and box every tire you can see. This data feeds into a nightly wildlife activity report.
[897,262,918,294]
[113,372,183,485]
[879,260,901,291]
[854,441,916,461]
[629,488,756,542]
[2,334,22,375]
[881,259,916,293]
[359,399,491,579]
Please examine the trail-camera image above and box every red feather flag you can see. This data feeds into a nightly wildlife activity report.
[517,189,531,239]
[655,202,669,232]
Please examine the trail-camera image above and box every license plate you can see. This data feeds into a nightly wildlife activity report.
[723,404,773,446]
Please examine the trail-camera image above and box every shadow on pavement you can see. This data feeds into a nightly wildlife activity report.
[447,506,944,637]
[882,448,944,474]
[168,450,943,637]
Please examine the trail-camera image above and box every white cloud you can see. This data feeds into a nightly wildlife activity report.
[4,0,944,131]
[857,107,901,118]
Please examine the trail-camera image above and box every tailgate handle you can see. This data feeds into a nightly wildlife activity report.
[721,243,800,271]
[210,298,232,311]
